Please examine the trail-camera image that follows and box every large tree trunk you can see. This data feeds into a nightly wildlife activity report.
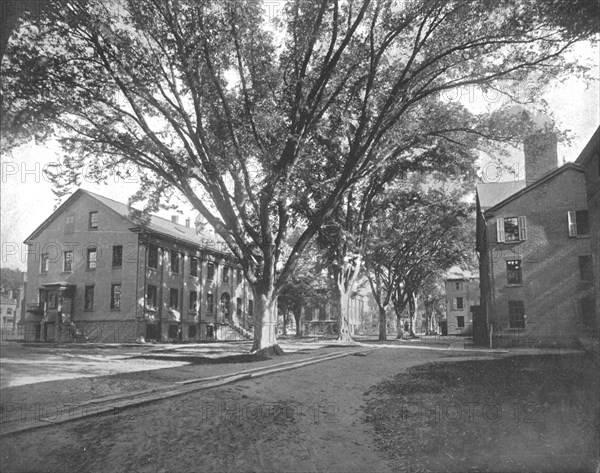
[282,309,288,336]
[293,306,303,338]
[408,292,417,337]
[378,306,387,341]
[393,298,408,339]
[337,288,353,342]
[251,289,280,353]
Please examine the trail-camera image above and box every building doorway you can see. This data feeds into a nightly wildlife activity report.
[220,293,231,322]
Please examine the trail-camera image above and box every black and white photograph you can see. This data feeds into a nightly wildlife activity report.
[1,0,598,472]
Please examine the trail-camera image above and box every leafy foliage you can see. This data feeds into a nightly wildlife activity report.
[1,0,591,348]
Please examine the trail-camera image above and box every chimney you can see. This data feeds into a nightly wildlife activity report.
[185,218,190,228]
[524,130,558,186]
[171,215,179,224]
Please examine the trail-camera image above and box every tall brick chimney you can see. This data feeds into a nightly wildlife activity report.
[524,130,558,186]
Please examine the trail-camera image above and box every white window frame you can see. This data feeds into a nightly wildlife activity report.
[568,210,590,237]
[497,216,527,243]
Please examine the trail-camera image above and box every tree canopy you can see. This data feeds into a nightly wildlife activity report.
[1,0,591,350]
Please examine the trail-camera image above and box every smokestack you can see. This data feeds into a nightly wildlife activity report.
[185,218,190,228]
[171,215,179,224]
[524,131,558,186]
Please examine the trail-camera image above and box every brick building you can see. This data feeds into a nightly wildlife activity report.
[443,269,480,336]
[23,189,252,343]
[575,127,599,333]
[301,291,365,337]
[475,132,596,348]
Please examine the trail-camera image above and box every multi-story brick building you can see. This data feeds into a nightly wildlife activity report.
[575,127,599,334]
[301,292,365,337]
[23,189,253,343]
[443,269,480,336]
[475,132,596,348]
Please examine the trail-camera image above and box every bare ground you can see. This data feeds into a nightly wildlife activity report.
[1,347,489,473]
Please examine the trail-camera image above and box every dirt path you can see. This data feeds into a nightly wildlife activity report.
[1,347,495,473]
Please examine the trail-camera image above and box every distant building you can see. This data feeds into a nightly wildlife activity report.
[1,291,19,332]
[443,269,480,336]
[475,130,596,348]
[23,189,252,343]
[301,288,366,337]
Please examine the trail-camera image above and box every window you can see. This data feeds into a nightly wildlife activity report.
[171,250,180,274]
[47,291,57,309]
[237,297,242,317]
[579,255,593,281]
[87,248,97,270]
[189,291,198,313]
[456,316,465,328]
[207,262,215,280]
[168,324,178,339]
[169,288,179,310]
[579,297,595,326]
[146,285,157,310]
[188,325,197,339]
[454,282,462,291]
[89,211,98,229]
[112,245,123,267]
[248,299,253,318]
[453,297,464,310]
[305,306,312,321]
[84,286,94,311]
[508,301,525,329]
[110,284,121,310]
[65,215,75,234]
[41,253,49,273]
[206,293,214,313]
[237,269,243,285]
[222,266,230,283]
[497,216,527,243]
[568,210,589,237]
[190,257,199,277]
[506,259,522,285]
[319,305,327,320]
[148,246,158,269]
[63,251,73,272]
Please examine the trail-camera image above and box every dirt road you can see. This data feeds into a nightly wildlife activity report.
[2,346,491,473]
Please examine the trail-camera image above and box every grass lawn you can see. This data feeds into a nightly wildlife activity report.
[364,353,599,473]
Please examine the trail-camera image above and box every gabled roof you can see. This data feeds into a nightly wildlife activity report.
[482,162,584,215]
[575,126,600,166]
[476,181,526,211]
[24,189,229,254]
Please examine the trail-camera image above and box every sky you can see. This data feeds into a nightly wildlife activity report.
[1,8,599,271]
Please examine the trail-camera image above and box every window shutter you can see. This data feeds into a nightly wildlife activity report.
[452,298,457,310]
[496,218,505,242]
[567,211,577,237]
[518,216,527,241]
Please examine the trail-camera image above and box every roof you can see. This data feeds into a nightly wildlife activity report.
[575,126,600,166]
[482,162,584,215]
[476,181,526,211]
[24,189,230,254]
[445,266,478,281]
